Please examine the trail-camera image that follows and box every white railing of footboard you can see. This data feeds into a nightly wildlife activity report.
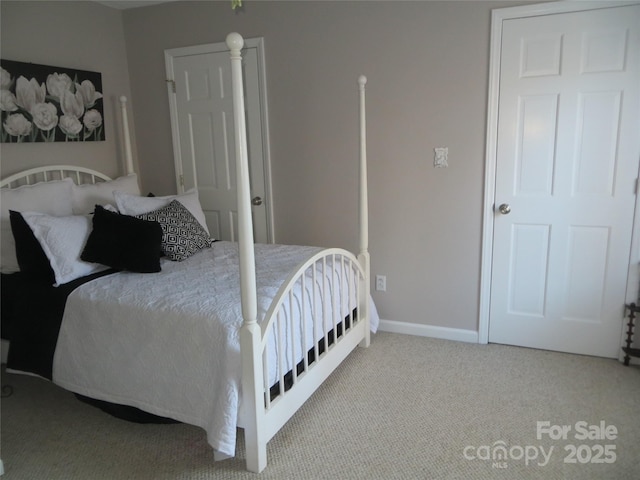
[260,248,364,410]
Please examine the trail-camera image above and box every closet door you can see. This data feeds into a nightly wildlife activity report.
[485,4,640,357]
[165,39,273,243]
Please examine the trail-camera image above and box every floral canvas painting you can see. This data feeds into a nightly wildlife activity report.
[0,60,104,143]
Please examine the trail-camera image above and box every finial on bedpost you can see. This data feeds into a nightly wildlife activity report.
[119,96,135,176]
[226,32,244,54]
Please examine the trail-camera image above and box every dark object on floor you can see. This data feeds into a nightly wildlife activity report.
[75,394,179,424]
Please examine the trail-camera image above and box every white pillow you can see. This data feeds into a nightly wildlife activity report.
[21,211,108,286]
[1,178,74,273]
[72,173,140,214]
[114,189,210,235]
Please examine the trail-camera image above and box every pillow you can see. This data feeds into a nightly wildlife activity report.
[81,205,163,273]
[72,173,140,214]
[1,178,74,273]
[114,189,210,235]
[21,211,109,286]
[9,210,56,284]
[136,200,213,261]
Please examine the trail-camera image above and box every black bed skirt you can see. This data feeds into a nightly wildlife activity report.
[74,394,180,424]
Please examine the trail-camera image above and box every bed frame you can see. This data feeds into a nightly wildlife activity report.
[1,32,370,473]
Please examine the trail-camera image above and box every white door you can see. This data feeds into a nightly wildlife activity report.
[165,39,272,243]
[487,4,640,357]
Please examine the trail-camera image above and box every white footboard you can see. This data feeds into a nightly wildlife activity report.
[263,248,367,401]
[239,248,370,472]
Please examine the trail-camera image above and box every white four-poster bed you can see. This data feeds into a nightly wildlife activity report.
[0,32,372,473]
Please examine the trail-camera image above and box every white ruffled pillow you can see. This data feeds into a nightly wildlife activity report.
[72,173,140,214]
[1,178,74,273]
[21,211,108,286]
[114,189,210,235]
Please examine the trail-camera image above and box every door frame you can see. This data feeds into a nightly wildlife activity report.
[164,37,275,243]
[478,0,640,346]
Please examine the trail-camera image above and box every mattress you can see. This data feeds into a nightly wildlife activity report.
[51,241,378,457]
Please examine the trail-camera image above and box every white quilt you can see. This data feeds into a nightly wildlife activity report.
[53,241,378,457]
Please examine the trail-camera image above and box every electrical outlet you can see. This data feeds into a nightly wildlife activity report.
[375,275,387,292]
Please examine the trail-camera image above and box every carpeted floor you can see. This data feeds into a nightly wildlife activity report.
[1,332,639,479]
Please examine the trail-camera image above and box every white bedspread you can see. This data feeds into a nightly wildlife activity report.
[53,241,378,457]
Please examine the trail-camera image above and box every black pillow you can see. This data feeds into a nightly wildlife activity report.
[81,205,163,273]
[9,210,55,284]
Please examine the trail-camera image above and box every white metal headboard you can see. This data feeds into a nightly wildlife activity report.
[0,96,134,189]
[0,166,112,189]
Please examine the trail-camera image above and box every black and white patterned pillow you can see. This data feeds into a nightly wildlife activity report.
[136,199,213,261]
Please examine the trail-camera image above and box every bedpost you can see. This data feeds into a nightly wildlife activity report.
[119,96,135,175]
[357,75,371,348]
[226,32,267,473]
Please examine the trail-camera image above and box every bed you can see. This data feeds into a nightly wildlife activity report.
[0,32,375,473]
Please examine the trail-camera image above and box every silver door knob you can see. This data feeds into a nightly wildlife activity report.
[252,196,263,206]
[498,203,511,215]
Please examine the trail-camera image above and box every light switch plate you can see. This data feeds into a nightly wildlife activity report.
[434,147,448,168]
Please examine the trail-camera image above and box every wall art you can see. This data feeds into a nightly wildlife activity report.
[0,59,104,143]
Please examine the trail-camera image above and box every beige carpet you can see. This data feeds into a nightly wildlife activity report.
[2,332,639,479]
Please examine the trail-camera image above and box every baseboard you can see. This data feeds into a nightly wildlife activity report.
[377,319,479,343]
[377,321,638,362]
